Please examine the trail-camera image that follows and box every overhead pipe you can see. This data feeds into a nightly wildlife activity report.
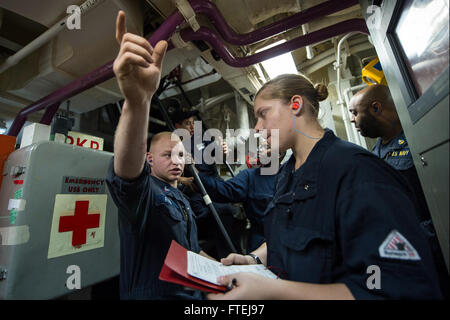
[300,35,369,69]
[149,117,167,126]
[40,102,61,125]
[0,0,105,74]
[343,83,368,149]
[189,0,359,45]
[302,42,373,75]
[7,0,365,136]
[193,92,235,112]
[180,19,369,68]
[159,72,222,99]
[302,24,314,60]
[7,10,185,136]
[336,32,367,144]
[297,0,314,60]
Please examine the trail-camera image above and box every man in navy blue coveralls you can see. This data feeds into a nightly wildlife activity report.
[107,133,208,299]
[350,84,449,298]
[106,11,213,299]
[173,110,239,259]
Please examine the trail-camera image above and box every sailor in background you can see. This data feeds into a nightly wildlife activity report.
[349,84,449,298]
[172,109,240,259]
[196,147,286,253]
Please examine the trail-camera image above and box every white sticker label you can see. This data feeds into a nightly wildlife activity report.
[203,195,212,206]
[8,199,26,211]
[0,225,30,245]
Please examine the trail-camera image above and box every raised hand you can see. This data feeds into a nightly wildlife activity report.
[113,10,168,107]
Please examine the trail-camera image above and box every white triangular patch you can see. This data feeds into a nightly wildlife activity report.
[378,230,421,260]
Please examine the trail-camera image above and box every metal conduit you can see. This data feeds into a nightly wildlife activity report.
[189,0,359,45]
[7,0,367,136]
[0,0,105,74]
[180,19,368,68]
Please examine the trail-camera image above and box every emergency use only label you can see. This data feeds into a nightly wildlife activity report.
[61,176,106,194]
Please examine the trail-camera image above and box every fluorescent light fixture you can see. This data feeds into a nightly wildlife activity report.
[256,40,297,80]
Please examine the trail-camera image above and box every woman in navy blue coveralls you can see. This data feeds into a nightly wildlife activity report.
[197,150,285,252]
[208,74,443,300]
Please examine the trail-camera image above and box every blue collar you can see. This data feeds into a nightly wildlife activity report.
[372,131,408,157]
[392,131,408,149]
[276,129,337,200]
[150,175,177,193]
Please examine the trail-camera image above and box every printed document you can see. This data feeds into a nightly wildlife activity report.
[187,250,277,285]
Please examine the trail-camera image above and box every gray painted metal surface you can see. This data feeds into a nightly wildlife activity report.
[360,0,449,271]
[0,142,119,299]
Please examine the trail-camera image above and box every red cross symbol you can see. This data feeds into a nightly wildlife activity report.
[59,200,100,247]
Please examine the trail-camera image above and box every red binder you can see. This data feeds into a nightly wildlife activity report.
[159,240,227,293]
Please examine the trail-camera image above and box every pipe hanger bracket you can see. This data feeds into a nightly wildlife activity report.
[171,31,191,49]
[175,0,200,32]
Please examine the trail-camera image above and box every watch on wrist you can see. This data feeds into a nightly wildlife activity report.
[248,253,262,264]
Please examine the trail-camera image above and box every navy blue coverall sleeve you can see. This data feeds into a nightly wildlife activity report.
[106,158,152,227]
[198,171,250,203]
[336,168,443,299]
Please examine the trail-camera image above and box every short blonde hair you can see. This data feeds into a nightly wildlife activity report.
[255,73,328,116]
[149,131,181,152]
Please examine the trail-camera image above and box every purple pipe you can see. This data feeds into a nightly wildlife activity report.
[190,0,359,45]
[7,11,184,136]
[7,0,363,136]
[181,19,369,68]
[40,102,61,125]
[8,62,113,136]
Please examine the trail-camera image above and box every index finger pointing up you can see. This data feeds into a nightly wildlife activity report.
[115,10,127,45]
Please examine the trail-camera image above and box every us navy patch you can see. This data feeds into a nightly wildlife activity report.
[378,230,420,260]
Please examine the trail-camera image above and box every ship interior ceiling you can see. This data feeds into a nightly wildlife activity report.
[0,0,377,152]
[0,0,448,301]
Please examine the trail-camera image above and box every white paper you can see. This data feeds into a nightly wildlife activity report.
[187,251,277,285]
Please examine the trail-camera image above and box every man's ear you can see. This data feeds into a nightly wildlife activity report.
[175,123,181,129]
[371,101,382,115]
[146,152,153,166]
